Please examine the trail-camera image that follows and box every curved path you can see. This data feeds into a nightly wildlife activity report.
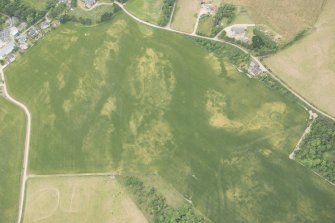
[115,1,335,122]
[0,66,31,223]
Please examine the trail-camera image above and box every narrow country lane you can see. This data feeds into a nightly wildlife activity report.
[0,66,31,223]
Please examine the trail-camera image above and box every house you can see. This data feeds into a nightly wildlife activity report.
[10,27,19,37]
[201,3,217,15]
[0,40,15,59]
[231,26,245,35]
[5,53,16,63]
[84,0,96,8]
[40,20,50,30]
[17,33,28,50]
[27,27,40,38]
[17,33,27,44]
[248,61,262,76]
[0,28,11,43]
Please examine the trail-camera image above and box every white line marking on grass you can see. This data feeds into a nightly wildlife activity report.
[32,188,60,222]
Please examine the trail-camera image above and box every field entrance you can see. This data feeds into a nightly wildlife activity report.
[23,176,147,223]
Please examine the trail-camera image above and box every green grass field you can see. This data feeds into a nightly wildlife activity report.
[126,0,164,25]
[23,176,147,223]
[5,13,335,222]
[0,97,25,223]
[22,0,48,10]
[196,15,214,37]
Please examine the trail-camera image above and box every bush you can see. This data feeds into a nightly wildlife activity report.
[71,0,77,8]
[211,4,236,36]
[158,0,175,26]
[100,12,113,22]
[251,29,278,55]
[122,176,207,223]
[0,0,47,25]
[296,117,335,183]
[49,3,67,19]
[193,38,250,66]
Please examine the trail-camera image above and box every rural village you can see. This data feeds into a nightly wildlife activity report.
[0,0,268,76]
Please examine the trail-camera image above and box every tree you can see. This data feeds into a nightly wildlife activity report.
[252,35,264,49]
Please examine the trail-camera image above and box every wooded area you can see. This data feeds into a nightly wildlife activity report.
[296,117,335,184]
[0,0,50,25]
[122,176,206,223]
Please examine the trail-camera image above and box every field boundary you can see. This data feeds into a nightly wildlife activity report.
[0,66,32,223]
[114,1,335,122]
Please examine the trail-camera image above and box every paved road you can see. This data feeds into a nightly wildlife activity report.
[0,66,31,223]
[115,1,335,121]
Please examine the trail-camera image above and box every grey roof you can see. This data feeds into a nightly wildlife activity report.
[0,40,15,59]
[85,0,96,5]
[40,20,50,29]
[28,27,39,37]
[231,27,245,35]
[17,33,27,44]
[0,29,11,42]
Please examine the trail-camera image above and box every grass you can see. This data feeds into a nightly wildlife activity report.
[5,13,335,222]
[196,15,214,37]
[23,176,147,223]
[126,0,164,25]
[265,0,335,117]
[0,97,25,223]
[214,0,325,40]
[232,6,253,24]
[22,0,48,10]
[69,4,115,23]
[170,0,199,33]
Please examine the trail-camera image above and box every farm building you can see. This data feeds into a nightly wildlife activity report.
[40,20,50,30]
[84,0,96,8]
[27,27,40,38]
[248,61,262,76]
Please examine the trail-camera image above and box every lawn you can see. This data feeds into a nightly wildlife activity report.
[0,97,25,223]
[5,13,335,222]
[170,0,199,33]
[69,4,115,23]
[23,176,147,223]
[22,0,49,10]
[265,0,335,118]
[196,15,214,37]
[219,0,325,40]
[126,0,164,25]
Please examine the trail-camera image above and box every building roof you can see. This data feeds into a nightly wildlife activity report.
[28,27,39,37]
[85,0,96,7]
[10,27,19,36]
[0,40,15,59]
[0,28,11,42]
[40,20,50,29]
[231,26,245,35]
[17,33,27,44]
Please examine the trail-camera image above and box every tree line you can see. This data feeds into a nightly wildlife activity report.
[121,176,207,223]
[0,0,56,25]
[60,5,121,25]
[158,0,175,26]
[296,117,335,183]
[211,4,236,36]
[194,38,250,67]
